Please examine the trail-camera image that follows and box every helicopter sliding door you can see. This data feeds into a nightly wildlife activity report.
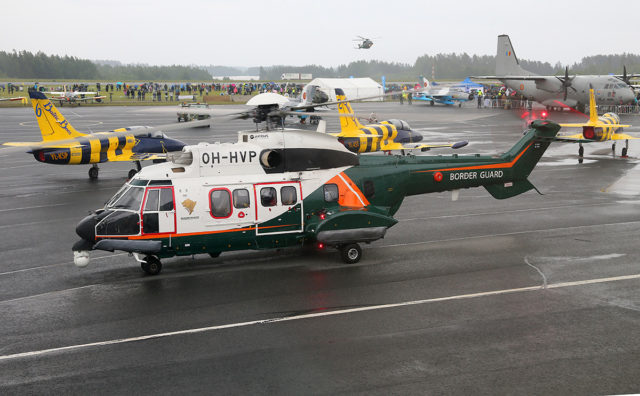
[254,182,303,235]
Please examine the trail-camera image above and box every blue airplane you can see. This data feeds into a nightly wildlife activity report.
[412,76,474,107]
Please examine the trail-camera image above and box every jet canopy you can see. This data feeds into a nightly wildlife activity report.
[386,119,412,131]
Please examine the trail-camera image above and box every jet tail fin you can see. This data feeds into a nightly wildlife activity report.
[418,75,430,90]
[335,88,364,133]
[588,88,598,123]
[29,89,85,142]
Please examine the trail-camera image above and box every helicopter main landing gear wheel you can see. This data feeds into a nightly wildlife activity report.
[88,165,99,179]
[141,256,162,275]
[339,243,362,264]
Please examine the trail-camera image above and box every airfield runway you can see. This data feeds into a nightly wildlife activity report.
[0,101,639,394]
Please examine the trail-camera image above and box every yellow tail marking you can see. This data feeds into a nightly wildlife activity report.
[336,94,364,133]
[588,89,597,124]
[32,97,85,142]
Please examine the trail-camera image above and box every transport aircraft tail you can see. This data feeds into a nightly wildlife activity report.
[496,34,533,77]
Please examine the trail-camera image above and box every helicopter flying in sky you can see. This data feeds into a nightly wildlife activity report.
[353,36,377,49]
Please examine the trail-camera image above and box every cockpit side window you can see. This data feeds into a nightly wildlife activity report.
[159,189,174,211]
[144,189,160,211]
[324,184,339,202]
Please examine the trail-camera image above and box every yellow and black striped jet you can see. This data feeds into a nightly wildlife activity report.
[556,88,637,162]
[331,88,467,153]
[3,90,187,179]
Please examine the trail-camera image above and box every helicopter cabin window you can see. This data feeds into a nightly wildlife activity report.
[324,184,339,203]
[363,180,375,198]
[233,189,251,209]
[280,186,297,205]
[209,189,232,218]
[260,187,277,207]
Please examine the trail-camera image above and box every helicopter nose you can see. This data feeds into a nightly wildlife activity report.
[76,214,96,241]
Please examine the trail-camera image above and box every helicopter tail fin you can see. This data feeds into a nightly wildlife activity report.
[335,88,365,133]
[29,89,86,142]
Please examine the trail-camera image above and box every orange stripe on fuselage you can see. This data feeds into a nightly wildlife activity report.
[414,142,533,173]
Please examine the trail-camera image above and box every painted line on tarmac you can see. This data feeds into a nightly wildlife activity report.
[397,202,606,221]
[0,273,638,362]
[0,253,128,278]
[0,203,67,212]
[379,220,640,249]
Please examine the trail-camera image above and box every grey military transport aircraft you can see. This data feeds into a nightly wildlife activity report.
[474,35,637,112]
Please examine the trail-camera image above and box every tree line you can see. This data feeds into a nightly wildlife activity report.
[0,50,211,80]
[1,49,639,81]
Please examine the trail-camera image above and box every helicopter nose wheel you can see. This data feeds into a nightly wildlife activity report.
[88,164,99,179]
[141,256,162,275]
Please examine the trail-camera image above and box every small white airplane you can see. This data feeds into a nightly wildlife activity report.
[47,87,106,105]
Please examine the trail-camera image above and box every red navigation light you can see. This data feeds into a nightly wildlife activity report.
[541,111,548,119]
[583,127,595,140]
[38,151,45,162]
[433,172,443,182]
[318,243,325,249]
[319,212,326,220]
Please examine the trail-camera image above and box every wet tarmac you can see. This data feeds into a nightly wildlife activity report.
[0,102,639,394]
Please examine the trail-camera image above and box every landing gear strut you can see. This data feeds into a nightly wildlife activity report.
[88,164,99,179]
[578,144,584,164]
[339,243,362,264]
[141,255,162,275]
[622,139,629,158]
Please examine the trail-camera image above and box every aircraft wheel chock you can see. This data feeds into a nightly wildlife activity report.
[340,243,362,264]
[128,169,137,179]
[142,256,162,275]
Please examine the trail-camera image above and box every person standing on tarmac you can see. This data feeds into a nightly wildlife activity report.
[477,91,483,108]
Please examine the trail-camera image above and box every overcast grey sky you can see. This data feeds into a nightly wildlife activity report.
[2,0,639,69]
